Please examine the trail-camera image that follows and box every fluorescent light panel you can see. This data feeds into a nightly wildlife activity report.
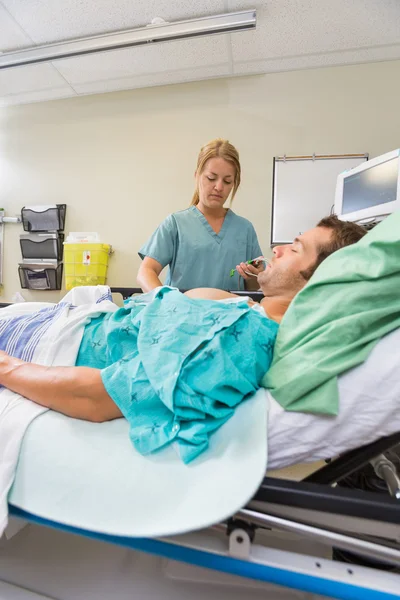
[0,10,256,70]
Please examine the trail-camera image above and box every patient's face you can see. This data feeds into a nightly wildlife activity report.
[258,226,333,297]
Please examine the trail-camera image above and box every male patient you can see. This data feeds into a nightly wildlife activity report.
[0,216,365,461]
[187,215,366,322]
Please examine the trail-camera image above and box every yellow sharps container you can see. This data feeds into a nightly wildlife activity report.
[64,232,112,290]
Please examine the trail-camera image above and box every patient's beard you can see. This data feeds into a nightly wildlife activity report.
[258,268,306,298]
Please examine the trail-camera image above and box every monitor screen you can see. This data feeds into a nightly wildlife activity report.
[342,156,399,215]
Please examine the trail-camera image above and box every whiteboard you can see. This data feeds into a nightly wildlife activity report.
[271,155,367,244]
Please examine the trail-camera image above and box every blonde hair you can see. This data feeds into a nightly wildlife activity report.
[191,139,241,206]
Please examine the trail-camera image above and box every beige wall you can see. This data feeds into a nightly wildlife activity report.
[1,59,399,302]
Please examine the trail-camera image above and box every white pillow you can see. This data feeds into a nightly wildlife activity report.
[267,327,400,470]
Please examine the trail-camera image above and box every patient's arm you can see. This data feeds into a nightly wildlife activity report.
[0,351,122,422]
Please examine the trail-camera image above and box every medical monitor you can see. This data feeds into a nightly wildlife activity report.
[334,149,400,223]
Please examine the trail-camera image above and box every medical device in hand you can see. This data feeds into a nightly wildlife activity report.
[230,256,268,278]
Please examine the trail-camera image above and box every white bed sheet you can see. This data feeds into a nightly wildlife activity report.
[267,326,400,470]
[9,388,269,538]
[7,327,400,539]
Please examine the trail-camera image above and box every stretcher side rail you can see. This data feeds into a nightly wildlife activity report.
[250,476,400,524]
[304,431,400,485]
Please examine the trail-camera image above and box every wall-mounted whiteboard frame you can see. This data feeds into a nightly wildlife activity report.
[271,153,368,245]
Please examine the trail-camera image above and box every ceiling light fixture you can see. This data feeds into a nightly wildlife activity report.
[0,10,256,70]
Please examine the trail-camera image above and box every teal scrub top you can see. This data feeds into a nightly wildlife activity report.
[138,206,262,291]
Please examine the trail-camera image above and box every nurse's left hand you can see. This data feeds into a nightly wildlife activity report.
[236,260,265,280]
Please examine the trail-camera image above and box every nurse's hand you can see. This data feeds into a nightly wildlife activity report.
[236,260,265,280]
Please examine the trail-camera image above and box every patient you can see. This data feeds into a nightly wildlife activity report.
[0,216,365,462]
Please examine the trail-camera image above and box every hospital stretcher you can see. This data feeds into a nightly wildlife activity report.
[1,288,399,600]
[5,431,400,599]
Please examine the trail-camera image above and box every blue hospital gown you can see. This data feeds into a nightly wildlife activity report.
[139,206,263,291]
[76,288,278,463]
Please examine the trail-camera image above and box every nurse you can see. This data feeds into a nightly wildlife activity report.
[137,138,264,292]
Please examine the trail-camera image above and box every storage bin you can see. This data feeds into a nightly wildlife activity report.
[19,263,63,291]
[64,235,111,290]
[21,204,66,232]
[20,233,64,261]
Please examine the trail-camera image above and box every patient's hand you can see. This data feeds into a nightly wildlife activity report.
[0,350,21,370]
[184,288,239,301]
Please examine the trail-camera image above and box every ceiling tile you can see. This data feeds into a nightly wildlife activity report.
[72,64,231,96]
[1,0,399,107]
[1,0,225,44]
[53,35,230,86]
[0,86,75,106]
[0,62,73,96]
[0,2,32,51]
[234,42,400,75]
[228,0,400,62]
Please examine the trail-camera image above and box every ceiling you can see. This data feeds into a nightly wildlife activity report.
[1,0,400,106]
